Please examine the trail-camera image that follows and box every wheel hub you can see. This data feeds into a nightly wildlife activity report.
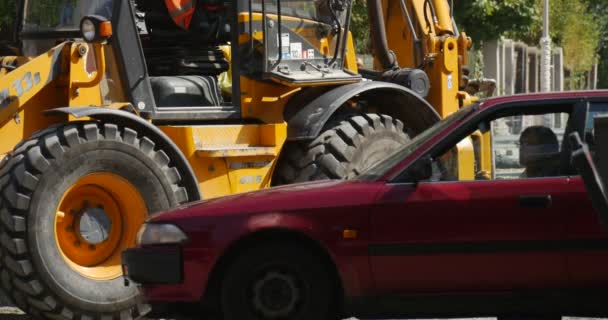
[78,206,112,245]
[252,271,300,319]
[55,173,147,281]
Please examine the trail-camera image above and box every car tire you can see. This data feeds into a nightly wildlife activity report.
[0,121,189,320]
[273,113,410,185]
[221,243,336,320]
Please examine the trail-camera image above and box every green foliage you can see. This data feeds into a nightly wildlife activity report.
[533,0,600,83]
[584,0,608,88]
[558,2,600,74]
[455,0,602,86]
[0,0,16,39]
[453,0,539,44]
[350,0,370,53]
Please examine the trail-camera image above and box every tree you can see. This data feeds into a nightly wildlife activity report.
[0,0,16,41]
[350,0,370,53]
[583,0,608,88]
[543,0,600,76]
[454,0,539,44]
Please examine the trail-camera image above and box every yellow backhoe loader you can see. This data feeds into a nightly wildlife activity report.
[0,0,481,319]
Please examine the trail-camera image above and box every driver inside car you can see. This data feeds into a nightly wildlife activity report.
[519,125,561,178]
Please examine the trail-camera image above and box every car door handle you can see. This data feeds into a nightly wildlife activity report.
[519,195,553,208]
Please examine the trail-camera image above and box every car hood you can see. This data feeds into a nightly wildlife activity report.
[149,180,383,223]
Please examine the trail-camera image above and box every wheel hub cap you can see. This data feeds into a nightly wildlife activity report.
[252,271,300,319]
[78,206,112,245]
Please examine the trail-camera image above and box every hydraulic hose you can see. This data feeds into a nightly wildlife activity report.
[367,0,398,70]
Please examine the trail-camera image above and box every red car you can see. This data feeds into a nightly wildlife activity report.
[123,91,608,320]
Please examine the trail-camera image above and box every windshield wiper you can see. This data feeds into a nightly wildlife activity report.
[300,61,330,74]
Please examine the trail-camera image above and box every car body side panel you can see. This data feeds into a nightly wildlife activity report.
[564,176,608,286]
[370,178,570,294]
[143,181,384,302]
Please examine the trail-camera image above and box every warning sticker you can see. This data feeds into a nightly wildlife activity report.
[307,49,315,59]
[290,42,302,59]
[280,33,290,58]
[303,49,315,59]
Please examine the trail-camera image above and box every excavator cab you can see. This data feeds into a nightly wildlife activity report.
[15,0,360,122]
[240,0,360,85]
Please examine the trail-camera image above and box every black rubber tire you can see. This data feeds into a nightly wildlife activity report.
[0,121,189,320]
[221,244,334,320]
[273,113,410,185]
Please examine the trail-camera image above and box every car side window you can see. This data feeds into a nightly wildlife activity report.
[584,103,608,151]
[424,111,570,182]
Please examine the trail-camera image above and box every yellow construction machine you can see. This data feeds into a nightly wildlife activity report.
[0,0,482,319]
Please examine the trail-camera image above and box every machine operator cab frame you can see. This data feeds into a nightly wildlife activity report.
[15,0,361,123]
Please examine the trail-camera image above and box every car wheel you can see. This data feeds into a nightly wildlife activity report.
[273,113,410,185]
[221,244,335,320]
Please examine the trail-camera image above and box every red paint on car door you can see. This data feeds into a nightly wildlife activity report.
[370,178,570,294]
[563,176,608,286]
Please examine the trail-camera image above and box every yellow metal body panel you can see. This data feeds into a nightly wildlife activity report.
[456,137,475,181]
[240,76,298,123]
[344,33,359,73]
[480,130,493,177]
[0,43,71,155]
[430,0,454,35]
[469,130,493,179]
[68,43,104,107]
[425,37,460,118]
[382,0,470,117]
[160,123,287,199]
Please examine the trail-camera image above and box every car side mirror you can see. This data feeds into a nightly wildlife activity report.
[409,156,433,183]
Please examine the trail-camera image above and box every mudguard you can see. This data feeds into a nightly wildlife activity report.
[286,81,441,141]
[45,107,201,201]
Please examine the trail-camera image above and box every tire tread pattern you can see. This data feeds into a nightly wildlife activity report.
[0,121,189,320]
[274,113,408,185]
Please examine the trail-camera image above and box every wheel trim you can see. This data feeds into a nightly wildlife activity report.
[251,269,302,319]
[55,173,147,281]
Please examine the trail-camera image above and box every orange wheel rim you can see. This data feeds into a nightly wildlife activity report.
[55,173,147,280]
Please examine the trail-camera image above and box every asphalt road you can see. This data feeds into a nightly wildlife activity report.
[0,293,603,320]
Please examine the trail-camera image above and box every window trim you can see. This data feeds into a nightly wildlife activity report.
[390,99,578,184]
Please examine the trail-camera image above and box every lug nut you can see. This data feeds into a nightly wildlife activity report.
[89,244,96,251]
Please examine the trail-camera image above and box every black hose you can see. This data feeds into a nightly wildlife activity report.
[367,0,398,70]
[359,68,384,80]
[327,0,342,68]
[423,0,432,33]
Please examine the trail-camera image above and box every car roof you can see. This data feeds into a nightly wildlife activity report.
[479,90,608,110]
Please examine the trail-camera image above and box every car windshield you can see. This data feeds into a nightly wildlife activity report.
[22,0,114,33]
[357,103,479,181]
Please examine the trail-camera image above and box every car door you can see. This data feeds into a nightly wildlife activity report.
[370,106,573,295]
[564,101,608,286]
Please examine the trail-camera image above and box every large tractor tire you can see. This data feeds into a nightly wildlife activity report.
[0,121,189,320]
[274,113,410,184]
